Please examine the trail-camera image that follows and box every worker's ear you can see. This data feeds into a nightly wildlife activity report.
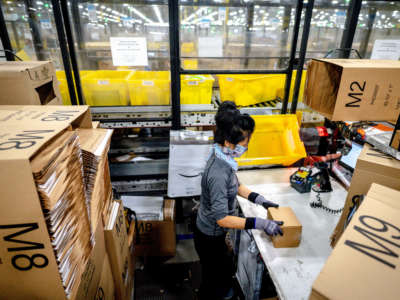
[224,140,235,150]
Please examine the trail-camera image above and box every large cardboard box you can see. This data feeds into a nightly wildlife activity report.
[267,207,302,248]
[104,200,131,300]
[95,254,116,300]
[310,184,400,300]
[0,107,92,299]
[0,61,62,105]
[331,144,400,247]
[304,59,400,121]
[134,199,176,257]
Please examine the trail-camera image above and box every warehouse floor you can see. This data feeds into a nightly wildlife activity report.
[135,259,245,300]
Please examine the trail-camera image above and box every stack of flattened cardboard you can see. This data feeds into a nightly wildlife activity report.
[31,130,92,296]
[0,105,100,299]
[76,128,113,231]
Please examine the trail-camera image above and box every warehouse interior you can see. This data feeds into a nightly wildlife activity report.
[0,0,400,299]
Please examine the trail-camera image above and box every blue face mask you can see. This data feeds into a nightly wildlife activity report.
[228,144,248,158]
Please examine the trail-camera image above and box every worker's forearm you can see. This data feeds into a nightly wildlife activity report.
[216,215,246,229]
[238,184,252,199]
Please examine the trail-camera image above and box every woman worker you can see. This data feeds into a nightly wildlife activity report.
[193,101,284,300]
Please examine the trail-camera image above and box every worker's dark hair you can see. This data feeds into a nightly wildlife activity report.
[214,101,255,145]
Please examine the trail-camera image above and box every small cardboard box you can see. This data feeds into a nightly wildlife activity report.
[267,207,302,248]
[0,107,93,299]
[310,184,400,300]
[0,61,62,105]
[95,254,116,300]
[331,143,400,247]
[135,199,176,256]
[304,59,400,121]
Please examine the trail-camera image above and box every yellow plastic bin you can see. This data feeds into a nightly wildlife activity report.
[217,74,285,106]
[82,70,132,106]
[236,114,306,167]
[182,59,198,70]
[181,75,214,104]
[128,71,171,105]
[56,70,93,105]
[276,70,307,102]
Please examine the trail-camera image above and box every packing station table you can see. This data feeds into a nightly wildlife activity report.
[236,168,347,300]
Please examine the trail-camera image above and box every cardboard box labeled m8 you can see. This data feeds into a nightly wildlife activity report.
[0,61,62,105]
[310,184,400,300]
[135,199,176,256]
[267,207,302,248]
[0,107,93,300]
[304,59,400,121]
[331,143,400,247]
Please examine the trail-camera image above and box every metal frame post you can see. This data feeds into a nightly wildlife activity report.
[359,6,376,58]
[0,3,14,61]
[168,0,181,130]
[340,0,362,58]
[290,0,315,114]
[51,0,78,105]
[24,0,46,61]
[281,0,303,114]
[60,0,84,105]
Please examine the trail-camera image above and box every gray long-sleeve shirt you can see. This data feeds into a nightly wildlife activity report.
[196,154,238,236]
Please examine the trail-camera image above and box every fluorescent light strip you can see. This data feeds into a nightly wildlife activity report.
[131,7,154,23]
[153,5,163,23]
[183,7,207,23]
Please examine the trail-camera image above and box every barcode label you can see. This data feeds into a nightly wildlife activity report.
[98,80,109,85]
[187,81,198,86]
[142,80,154,86]
[226,77,234,82]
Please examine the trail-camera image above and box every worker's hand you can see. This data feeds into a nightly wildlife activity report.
[254,195,279,209]
[255,218,284,236]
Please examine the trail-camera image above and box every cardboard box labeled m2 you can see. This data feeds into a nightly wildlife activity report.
[135,199,176,256]
[310,184,400,300]
[305,59,400,121]
[331,144,400,247]
[0,61,62,105]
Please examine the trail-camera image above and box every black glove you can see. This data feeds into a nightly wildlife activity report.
[250,193,279,209]
[254,218,284,236]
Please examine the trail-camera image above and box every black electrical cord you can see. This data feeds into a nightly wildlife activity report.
[310,188,344,214]
[0,50,23,61]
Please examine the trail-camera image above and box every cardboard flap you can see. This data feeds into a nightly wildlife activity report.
[76,128,113,156]
[356,144,400,175]
[367,183,400,210]
[314,58,400,69]
[0,105,92,128]
[0,124,70,160]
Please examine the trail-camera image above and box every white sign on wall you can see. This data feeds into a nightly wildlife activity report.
[110,37,148,66]
[371,39,400,60]
[198,37,223,57]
